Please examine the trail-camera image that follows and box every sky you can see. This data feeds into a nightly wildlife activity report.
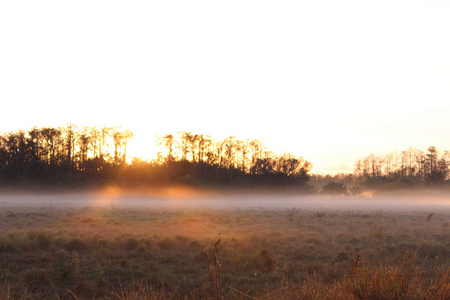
[1,0,450,174]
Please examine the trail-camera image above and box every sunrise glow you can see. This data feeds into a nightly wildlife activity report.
[1,0,450,174]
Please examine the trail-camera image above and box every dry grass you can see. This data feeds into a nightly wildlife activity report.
[0,196,449,299]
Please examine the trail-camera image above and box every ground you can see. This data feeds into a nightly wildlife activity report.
[0,190,449,299]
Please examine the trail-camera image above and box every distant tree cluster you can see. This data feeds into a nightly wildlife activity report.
[308,146,450,194]
[353,146,450,188]
[0,127,312,189]
[0,125,133,187]
[131,132,313,187]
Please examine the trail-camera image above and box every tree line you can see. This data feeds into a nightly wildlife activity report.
[129,132,312,187]
[315,146,450,191]
[353,146,449,184]
[0,126,312,189]
[309,146,450,194]
[0,125,132,187]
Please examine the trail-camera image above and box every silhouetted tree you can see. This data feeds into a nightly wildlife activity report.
[426,146,438,174]
[78,127,91,169]
[63,124,77,166]
[179,132,192,161]
[112,128,133,166]
[161,134,176,163]
[99,127,112,166]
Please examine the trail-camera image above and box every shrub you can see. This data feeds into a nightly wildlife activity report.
[64,237,88,252]
[322,182,348,196]
[27,231,53,250]
[55,252,80,280]
[123,237,140,251]
[158,237,175,249]
[22,268,49,287]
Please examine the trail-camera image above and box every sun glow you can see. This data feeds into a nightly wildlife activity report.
[2,1,450,174]
[126,131,159,163]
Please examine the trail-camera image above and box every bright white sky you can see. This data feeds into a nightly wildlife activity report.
[1,0,450,174]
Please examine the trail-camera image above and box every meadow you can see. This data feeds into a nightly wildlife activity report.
[0,190,449,299]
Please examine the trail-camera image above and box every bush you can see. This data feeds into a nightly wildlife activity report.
[321,182,348,196]
[64,237,89,252]
[426,171,445,186]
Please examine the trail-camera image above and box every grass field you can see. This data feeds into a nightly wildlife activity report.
[0,190,449,299]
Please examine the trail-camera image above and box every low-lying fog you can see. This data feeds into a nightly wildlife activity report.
[1,187,450,212]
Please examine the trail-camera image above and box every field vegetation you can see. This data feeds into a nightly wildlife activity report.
[0,192,448,299]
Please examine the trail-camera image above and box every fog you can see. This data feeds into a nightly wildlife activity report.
[1,187,450,213]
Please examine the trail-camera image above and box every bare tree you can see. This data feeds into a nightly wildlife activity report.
[426,146,438,174]
[161,134,176,163]
[63,124,77,166]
